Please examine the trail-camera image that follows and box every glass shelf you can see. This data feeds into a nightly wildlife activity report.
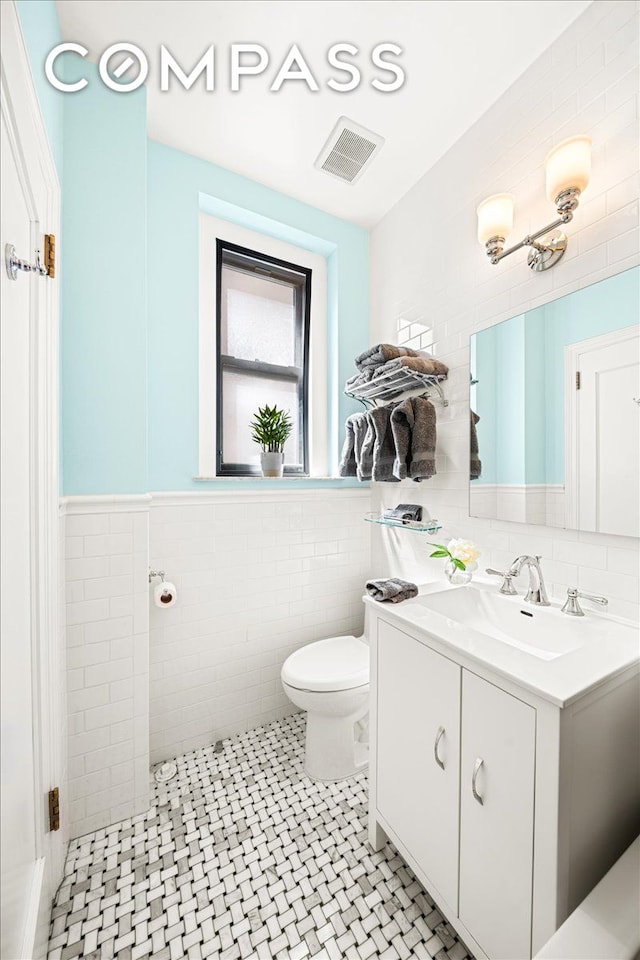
[364,512,442,533]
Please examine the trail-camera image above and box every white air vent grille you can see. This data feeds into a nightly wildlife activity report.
[315,117,384,184]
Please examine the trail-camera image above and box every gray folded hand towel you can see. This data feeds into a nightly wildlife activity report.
[470,410,482,480]
[355,343,420,371]
[390,397,437,482]
[390,398,413,480]
[345,368,375,391]
[409,397,437,481]
[353,412,372,480]
[366,578,418,603]
[369,405,399,482]
[338,415,358,477]
[358,414,375,481]
[373,355,449,379]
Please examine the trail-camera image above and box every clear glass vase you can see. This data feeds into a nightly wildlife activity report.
[444,558,472,586]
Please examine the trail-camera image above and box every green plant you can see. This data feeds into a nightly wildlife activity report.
[250,404,293,453]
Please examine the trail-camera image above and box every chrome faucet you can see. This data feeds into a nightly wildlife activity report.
[561,587,608,617]
[507,555,550,606]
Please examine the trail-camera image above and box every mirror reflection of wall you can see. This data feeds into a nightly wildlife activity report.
[470,267,640,536]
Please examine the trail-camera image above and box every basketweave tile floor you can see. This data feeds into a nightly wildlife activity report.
[48,714,474,960]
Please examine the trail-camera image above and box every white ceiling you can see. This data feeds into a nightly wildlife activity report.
[56,0,591,227]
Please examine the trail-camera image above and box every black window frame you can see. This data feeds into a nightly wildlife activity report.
[215,239,312,478]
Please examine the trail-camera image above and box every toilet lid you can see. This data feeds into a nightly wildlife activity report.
[282,635,369,693]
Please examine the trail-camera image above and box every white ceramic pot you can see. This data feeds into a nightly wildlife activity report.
[261,451,284,477]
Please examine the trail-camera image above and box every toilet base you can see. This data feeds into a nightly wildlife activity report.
[304,706,369,782]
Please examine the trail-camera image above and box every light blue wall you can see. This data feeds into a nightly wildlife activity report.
[61,61,148,494]
[473,267,639,485]
[147,140,369,491]
[16,0,63,175]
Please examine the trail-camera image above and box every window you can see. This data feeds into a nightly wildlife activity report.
[216,240,311,477]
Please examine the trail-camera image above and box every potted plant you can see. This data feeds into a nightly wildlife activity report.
[428,538,480,585]
[250,404,293,477]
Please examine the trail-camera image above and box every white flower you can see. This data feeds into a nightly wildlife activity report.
[447,538,481,566]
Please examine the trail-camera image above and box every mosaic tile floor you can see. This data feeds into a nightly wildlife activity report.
[48,714,473,960]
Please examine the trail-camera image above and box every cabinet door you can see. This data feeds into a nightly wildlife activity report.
[459,671,536,960]
[377,620,461,911]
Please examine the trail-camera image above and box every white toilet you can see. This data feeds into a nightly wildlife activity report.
[281,635,370,782]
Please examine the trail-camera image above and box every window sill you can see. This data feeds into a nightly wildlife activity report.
[193,475,367,484]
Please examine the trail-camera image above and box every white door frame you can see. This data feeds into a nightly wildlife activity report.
[564,325,638,532]
[1,2,62,956]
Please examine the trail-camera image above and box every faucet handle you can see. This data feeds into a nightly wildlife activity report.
[561,587,608,617]
[486,568,518,596]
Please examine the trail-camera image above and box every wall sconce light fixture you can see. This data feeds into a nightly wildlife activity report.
[477,135,592,272]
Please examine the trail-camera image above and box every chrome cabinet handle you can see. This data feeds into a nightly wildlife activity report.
[434,726,445,770]
[472,757,484,805]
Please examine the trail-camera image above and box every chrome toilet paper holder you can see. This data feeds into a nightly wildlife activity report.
[148,569,165,583]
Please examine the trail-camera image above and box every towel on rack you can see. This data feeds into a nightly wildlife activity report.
[345,368,375,392]
[369,406,399,482]
[365,578,418,603]
[355,343,420,371]
[358,414,375,481]
[352,413,373,480]
[470,410,482,480]
[390,397,437,481]
[372,355,449,379]
[338,414,358,477]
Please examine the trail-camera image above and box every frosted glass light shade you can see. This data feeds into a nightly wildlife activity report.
[545,135,592,202]
[476,193,514,245]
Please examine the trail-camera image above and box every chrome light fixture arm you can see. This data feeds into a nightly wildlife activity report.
[487,189,580,271]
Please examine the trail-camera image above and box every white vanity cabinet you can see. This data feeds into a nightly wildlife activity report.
[368,611,640,960]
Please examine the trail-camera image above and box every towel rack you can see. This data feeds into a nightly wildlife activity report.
[345,366,449,407]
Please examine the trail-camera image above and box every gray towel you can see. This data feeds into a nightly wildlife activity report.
[373,355,449,379]
[366,578,418,603]
[410,397,437,481]
[355,343,420,371]
[353,413,372,481]
[345,368,375,391]
[358,414,375,481]
[390,397,437,481]
[470,410,482,480]
[338,415,358,477]
[370,406,399,482]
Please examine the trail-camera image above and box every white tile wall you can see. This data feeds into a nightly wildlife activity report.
[149,490,371,763]
[63,504,150,839]
[369,0,640,622]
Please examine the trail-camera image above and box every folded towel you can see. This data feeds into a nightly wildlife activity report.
[338,415,358,477]
[358,414,375,481]
[390,397,437,481]
[410,397,437,481]
[345,368,375,392]
[366,578,418,603]
[353,413,372,480]
[373,355,449,379]
[369,405,399,482]
[470,410,482,480]
[355,343,420,371]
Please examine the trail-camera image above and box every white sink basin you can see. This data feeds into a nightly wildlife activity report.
[416,585,591,660]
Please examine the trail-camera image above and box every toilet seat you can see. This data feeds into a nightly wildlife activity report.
[282,635,368,693]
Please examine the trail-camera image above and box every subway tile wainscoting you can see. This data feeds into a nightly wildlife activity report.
[61,489,370,836]
[369,0,639,621]
[62,498,152,840]
[148,490,371,763]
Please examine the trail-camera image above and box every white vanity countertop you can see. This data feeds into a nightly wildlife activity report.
[534,836,640,960]
[364,579,640,707]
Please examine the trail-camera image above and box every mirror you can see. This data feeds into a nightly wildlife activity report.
[470,267,639,536]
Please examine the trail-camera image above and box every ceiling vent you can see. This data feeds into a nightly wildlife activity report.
[314,117,384,184]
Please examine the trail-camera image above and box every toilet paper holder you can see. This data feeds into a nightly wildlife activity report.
[148,569,165,583]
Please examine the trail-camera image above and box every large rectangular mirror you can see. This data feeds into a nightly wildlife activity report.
[470,267,639,536]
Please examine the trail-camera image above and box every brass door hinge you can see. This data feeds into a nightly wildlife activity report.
[576,371,581,390]
[48,787,60,832]
[44,234,56,278]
